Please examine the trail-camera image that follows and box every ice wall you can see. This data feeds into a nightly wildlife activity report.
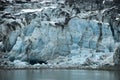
[0,0,119,67]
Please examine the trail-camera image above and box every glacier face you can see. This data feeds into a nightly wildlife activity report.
[0,0,120,68]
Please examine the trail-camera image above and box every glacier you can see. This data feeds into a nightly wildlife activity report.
[0,0,120,69]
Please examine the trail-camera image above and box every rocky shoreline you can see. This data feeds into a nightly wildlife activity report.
[0,65,120,71]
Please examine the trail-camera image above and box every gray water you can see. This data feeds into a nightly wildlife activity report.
[0,69,120,80]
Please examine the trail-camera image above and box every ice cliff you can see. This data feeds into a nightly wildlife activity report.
[0,0,120,69]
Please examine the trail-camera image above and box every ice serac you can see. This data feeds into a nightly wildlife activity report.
[0,0,119,68]
[113,43,120,66]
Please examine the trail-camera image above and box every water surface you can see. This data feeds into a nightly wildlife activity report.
[0,69,120,80]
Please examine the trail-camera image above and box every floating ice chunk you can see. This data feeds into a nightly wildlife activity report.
[13,60,28,68]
